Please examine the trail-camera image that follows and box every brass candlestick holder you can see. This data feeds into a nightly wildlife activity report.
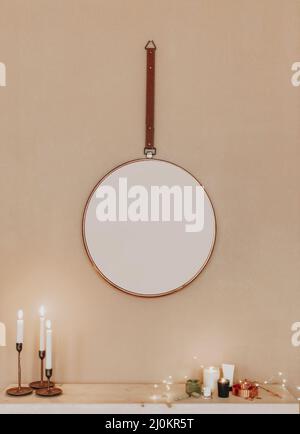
[36,369,62,397]
[7,344,33,397]
[29,351,54,390]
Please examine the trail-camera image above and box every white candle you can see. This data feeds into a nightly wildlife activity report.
[45,320,52,370]
[203,367,220,393]
[39,306,46,351]
[16,310,24,344]
[203,386,212,398]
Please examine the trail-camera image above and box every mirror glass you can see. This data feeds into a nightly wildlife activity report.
[83,159,216,297]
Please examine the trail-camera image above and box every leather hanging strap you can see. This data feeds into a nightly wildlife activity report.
[144,41,157,157]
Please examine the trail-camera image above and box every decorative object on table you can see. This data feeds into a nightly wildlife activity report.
[150,384,163,401]
[185,379,201,396]
[263,371,288,390]
[203,367,220,393]
[30,352,54,390]
[82,41,216,298]
[7,311,33,397]
[222,364,235,390]
[232,380,259,400]
[174,394,190,402]
[36,368,62,397]
[202,385,212,399]
[30,307,54,390]
[218,378,230,398]
[0,322,6,347]
[36,320,62,397]
[161,376,174,403]
[257,384,282,399]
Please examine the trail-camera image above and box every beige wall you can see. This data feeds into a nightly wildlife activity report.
[0,0,300,389]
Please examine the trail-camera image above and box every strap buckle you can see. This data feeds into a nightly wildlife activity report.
[144,147,157,158]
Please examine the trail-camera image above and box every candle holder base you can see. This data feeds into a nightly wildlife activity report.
[29,381,55,390]
[8,343,33,397]
[201,395,212,400]
[30,351,52,390]
[36,387,62,397]
[7,387,33,397]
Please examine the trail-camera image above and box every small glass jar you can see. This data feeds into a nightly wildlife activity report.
[202,385,212,399]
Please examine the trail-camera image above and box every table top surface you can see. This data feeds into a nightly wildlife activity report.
[0,383,298,406]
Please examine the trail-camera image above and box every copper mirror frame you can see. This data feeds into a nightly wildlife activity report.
[82,158,217,298]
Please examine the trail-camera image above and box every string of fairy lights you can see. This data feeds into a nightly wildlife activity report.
[149,356,300,403]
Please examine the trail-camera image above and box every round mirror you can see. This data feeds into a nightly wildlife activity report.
[83,159,216,297]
